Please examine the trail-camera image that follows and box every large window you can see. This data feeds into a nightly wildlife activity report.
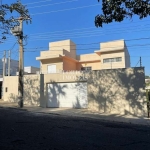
[81,67,92,71]
[103,57,122,63]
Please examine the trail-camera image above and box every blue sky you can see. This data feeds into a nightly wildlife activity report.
[1,0,150,75]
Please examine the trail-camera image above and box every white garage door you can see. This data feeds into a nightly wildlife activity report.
[47,82,87,108]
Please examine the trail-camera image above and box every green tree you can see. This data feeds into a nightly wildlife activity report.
[95,0,150,27]
[0,0,30,41]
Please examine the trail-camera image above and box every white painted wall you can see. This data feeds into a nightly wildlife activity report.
[24,66,40,74]
[0,59,19,76]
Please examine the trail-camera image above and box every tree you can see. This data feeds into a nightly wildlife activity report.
[0,0,30,41]
[95,0,150,27]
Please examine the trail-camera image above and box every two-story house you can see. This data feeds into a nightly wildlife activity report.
[36,39,130,74]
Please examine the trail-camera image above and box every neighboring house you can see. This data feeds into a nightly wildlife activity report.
[36,39,130,74]
[16,66,40,75]
[24,66,40,74]
[0,59,19,76]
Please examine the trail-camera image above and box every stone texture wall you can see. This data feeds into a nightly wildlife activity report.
[3,67,147,116]
[3,75,41,106]
[86,67,146,116]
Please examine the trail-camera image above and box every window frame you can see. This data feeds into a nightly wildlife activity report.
[103,57,122,63]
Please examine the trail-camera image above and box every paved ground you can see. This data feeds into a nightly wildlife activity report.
[0,101,150,126]
[0,105,150,149]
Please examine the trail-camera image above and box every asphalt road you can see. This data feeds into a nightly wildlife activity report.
[0,107,150,150]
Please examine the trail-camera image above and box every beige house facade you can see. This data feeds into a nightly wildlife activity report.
[36,39,130,74]
[3,39,148,117]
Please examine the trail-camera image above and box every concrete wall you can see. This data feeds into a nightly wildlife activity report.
[3,67,146,117]
[76,62,101,70]
[100,39,124,52]
[76,53,100,61]
[41,58,63,73]
[41,67,146,116]
[124,43,130,68]
[87,68,146,116]
[63,58,76,71]
[3,75,41,106]
[49,39,76,59]
[3,76,18,102]
[24,66,40,74]
[63,40,76,59]
[100,51,125,69]
[23,75,41,106]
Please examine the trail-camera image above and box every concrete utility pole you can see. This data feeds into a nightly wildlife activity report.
[18,18,24,108]
[3,50,6,77]
[8,50,11,76]
[11,17,24,108]
[2,50,6,99]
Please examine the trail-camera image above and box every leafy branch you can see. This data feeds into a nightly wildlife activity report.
[0,0,31,41]
[95,0,150,27]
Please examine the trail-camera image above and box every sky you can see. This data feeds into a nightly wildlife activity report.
[1,0,150,75]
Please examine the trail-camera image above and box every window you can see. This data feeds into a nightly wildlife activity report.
[116,57,122,62]
[103,57,122,63]
[81,67,92,71]
[47,65,56,73]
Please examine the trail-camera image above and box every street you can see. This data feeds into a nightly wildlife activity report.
[0,107,150,150]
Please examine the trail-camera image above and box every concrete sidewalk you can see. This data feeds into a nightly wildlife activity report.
[0,100,150,126]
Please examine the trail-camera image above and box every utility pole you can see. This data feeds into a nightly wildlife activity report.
[2,50,6,99]
[8,50,11,76]
[10,0,31,107]
[140,56,142,67]
[18,18,24,108]
[3,50,6,77]
[11,17,24,107]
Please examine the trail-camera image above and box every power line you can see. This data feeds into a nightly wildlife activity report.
[24,0,52,5]
[25,29,150,41]
[5,27,150,43]
[22,44,150,52]
[14,21,150,36]
[9,42,17,51]
[16,20,150,37]
[135,60,140,67]
[28,0,78,9]
[4,21,150,43]
[5,38,150,52]
[31,3,101,16]
[27,24,150,37]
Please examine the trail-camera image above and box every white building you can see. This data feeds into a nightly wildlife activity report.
[0,59,19,76]
[16,66,40,75]
[24,66,40,74]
